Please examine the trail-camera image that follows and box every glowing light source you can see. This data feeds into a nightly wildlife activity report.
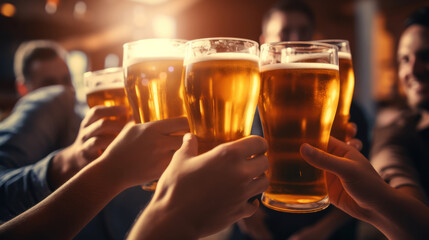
[133,5,147,27]
[105,54,120,68]
[1,3,16,18]
[74,1,87,18]
[45,0,59,14]
[152,15,176,38]
[67,51,88,104]
[130,0,169,5]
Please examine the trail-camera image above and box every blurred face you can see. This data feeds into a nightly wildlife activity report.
[398,25,429,110]
[262,10,313,43]
[27,57,72,91]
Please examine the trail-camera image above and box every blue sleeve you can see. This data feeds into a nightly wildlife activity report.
[0,152,55,221]
[0,86,80,221]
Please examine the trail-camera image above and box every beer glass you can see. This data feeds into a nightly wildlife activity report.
[315,40,355,141]
[123,39,187,190]
[259,42,340,213]
[182,37,260,154]
[84,67,131,120]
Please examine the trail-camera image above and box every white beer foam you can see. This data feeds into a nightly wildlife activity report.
[338,52,352,60]
[126,56,184,68]
[261,62,339,72]
[184,52,259,66]
[280,51,339,63]
[84,69,125,95]
[86,83,125,95]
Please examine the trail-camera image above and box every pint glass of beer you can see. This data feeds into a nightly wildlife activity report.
[316,40,355,141]
[123,39,187,190]
[84,67,131,120]
[182,38,260,154]
[259,42,340,213]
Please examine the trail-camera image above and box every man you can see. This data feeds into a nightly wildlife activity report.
[13,40,72,96]
[0,40,139,239]
[371,7,429,205]
[234,1,369,239]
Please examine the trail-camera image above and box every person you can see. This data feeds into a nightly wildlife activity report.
[0,40,144,239]
[13,40,72,96]
[0,122,269,239]
[233,1,369,239]
[371,7,429,208]
[299,137,429,239]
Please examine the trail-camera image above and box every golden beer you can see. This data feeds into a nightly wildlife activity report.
[260,62,339,213]
[125,57,186,123]
[330,52,355,141]
[123,39,187,191]
[87,87,129,108]
[84,67,131,119]
[183,53,260,153]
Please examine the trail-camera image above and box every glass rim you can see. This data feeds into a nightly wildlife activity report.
[83,67,123,79]
[123,38,188,49]
[261,41,339,50]
[186,37,259,47]
[313,39,350,45]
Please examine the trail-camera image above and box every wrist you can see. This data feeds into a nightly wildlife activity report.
[133,197,198,240]
[90,155,130,193]
[48,146,76,190]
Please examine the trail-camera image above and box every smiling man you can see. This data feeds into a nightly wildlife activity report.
[371,7,429,208]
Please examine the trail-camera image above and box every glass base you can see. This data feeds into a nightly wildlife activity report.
[141,180,157,191]
[261,193,330,213]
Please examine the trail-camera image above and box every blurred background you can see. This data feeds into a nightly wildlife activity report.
[0,0,428,128]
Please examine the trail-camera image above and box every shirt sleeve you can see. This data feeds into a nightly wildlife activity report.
[0,151,56,221]
[370,111,424,190]
[0,86,80,221]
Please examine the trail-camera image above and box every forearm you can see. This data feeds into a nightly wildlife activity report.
[127,200,198,240]
[367,187,429,240]
[0,157,125,239]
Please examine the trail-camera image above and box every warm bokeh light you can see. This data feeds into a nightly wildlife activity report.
[67,50,88,104]
[74,1,87,18]
[105,54,120,68]
[133,5,147,27]
[1,3,16,18]
[130,0,169,5]
[45,0,59,15]
[152,15,176,38]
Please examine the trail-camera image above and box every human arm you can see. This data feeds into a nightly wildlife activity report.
[0,86,79,220]
[48,105,128,190]
[300,137,429,240]
[371,111,428,203]
[127,134,269,240]
[287,123,362,240]
[0,117,189,239]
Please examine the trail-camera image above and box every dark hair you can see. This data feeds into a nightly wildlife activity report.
[22,47,59,79]
[405,6,429,28]
[14,40,66,84]
[262,0,315,32]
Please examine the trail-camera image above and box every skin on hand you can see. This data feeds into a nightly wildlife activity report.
[128,134,269,240]
[300,137,429,239]
[235,122,360,240]
[99,117,190,188]
[48,105,128,190]
[300,137,389,222]
[345,122,363,151]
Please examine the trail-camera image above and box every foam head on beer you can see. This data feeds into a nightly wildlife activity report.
[84,67,129,108]
[123,39,187,124]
